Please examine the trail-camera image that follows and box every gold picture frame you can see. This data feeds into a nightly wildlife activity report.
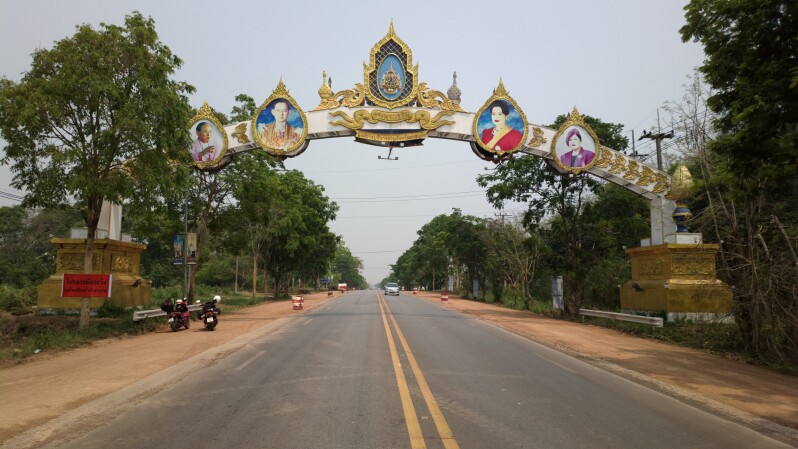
[187,102,229,170]
[551,107,600,174]
[472,80,528,156]
[251,80,308,157]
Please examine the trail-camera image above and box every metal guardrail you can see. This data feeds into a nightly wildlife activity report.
[133,304,202,321]
[578,309,663,327]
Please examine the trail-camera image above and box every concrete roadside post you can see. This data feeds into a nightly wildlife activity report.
[551,276,564,311]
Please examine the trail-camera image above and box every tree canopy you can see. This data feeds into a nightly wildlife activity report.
[0,12,195,326]
[0,12,195,216]
[680,0,798,364]
[681,0,798,185]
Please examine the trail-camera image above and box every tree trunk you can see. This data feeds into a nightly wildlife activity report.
[80,196,102,329]
[263,267,277,300]
[251,252,258,297]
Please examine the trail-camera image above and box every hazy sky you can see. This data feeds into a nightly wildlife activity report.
[0,0,705,284]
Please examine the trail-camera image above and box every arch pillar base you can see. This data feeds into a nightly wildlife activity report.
[620,243,733,323]
[37,238,151,309]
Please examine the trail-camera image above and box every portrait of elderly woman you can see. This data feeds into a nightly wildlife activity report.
[559,127,595,168]
[479,99,524,153]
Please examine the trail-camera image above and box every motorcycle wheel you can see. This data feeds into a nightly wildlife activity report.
[170,320,180,332]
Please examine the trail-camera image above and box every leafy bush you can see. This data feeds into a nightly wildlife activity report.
[0,285,37,313]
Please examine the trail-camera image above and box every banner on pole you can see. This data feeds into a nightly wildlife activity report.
[62,274,112,298]
[173,234,184,265]
[186,232,197,265]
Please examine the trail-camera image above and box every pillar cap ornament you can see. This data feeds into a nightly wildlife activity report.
[666,164,693,200]
[668,164,694,232]
[447,71,461,104]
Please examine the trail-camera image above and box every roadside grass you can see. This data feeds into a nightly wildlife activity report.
[0,286,291,366]
[524,298,797,376]
[455,292,796,376]
[0,308,159,366]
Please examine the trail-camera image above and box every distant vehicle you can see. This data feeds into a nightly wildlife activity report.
[338,283,347,292]
[384,282,399,296]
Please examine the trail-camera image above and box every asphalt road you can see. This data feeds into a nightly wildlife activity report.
[46,290,792,449]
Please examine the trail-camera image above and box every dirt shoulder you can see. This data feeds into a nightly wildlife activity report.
[2,290,797,445]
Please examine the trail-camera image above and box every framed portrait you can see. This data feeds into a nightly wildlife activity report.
[252,80,308,156]
[472,81,527,156]
[187,102,228,170]
[172,233,184,265]
[185,232,197,265]
[551,107,600,174]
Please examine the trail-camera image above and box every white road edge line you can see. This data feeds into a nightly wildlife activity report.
[235,350,266,371]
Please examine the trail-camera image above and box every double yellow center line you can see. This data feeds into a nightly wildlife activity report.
[378,292,460,449]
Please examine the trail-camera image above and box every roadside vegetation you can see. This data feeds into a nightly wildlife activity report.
[0,285,319,366]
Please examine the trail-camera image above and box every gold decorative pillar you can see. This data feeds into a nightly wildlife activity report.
[622,164,732,322]
[37,238,151,309]
[620,243,732,322]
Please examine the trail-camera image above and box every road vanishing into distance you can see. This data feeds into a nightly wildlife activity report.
[46,290,791,448]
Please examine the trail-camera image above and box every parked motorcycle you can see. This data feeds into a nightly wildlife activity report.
[199,297,221,331]
[165,299,190,332]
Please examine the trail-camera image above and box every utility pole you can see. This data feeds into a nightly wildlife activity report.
[638,129,673,171]
[494,211,510,223]
[183,199,188,301]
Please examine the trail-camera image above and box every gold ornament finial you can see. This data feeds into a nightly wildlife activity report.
[197,101,214,116]
[272,78,290,97]
[668,163,694,200]
[318,70,333,100]
[493,79,509,97]
[568,106,583,121]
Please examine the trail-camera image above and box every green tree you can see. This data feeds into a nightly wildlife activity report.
[229,94,257,122]
[578,184,649,308]
[332,243,367,290]
[222,152,282,296]
[480,218,549,309]
[478,114,629,314]
[263,170,338,297]
[679,1,798,363]
[0,12,194,326]
[681,0,798,180]
[0,205,83,287]
[224,155,338,298]
[391,210,486,296]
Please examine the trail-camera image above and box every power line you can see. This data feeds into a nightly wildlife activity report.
[331,189,486,201]
[334,192,487,204]
[351,249,404,254]
[301,159,477,174]
[638,129,674,170]
[0,189,25,202]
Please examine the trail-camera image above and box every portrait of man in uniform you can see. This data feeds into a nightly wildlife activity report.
[256,99,304,151]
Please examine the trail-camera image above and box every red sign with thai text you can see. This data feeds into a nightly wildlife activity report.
[61,274,113,298]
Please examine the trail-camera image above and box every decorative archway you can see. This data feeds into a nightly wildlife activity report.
[185,22,730,321]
